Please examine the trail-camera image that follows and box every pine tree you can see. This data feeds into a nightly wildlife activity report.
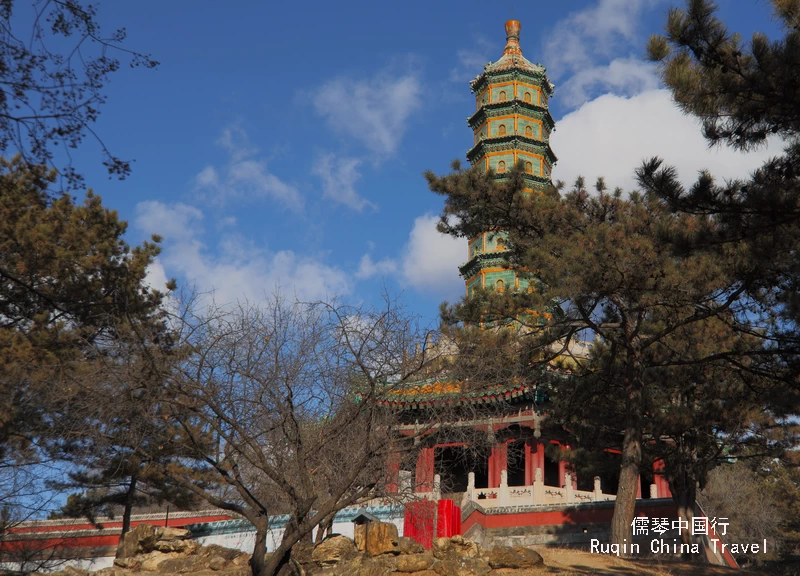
[639,0,800,375]
[0,157,176,514]
[426,166,793,549]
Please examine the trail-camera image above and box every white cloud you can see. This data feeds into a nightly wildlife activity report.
[194,126,304,212]
[558,57,659,108]
[313,153,375,211]
[135,201,204,242]
[144,259,170,293]
[313,73,422,157]
[544,0,664,108]
[358,215,464,298]
[545,0,661,72]
[400,215,464,299]
[356,254,397,280]
[551,89,779,192]
[134,201,350,304]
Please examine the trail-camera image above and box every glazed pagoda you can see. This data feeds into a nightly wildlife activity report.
[382,20,672,514]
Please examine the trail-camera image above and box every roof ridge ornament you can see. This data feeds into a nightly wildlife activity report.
[504,20,523,56]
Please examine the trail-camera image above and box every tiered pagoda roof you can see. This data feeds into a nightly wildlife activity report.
[384,20,561,414]
[378,378,545,411]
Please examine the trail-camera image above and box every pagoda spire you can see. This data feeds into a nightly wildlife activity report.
[503,20,523,56]
[459,21,557,298]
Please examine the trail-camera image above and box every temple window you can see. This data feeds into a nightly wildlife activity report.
[498,124,506,136]
[495,279,505,292]
[525,125,532,137]
[499,90,507,101]
[496,237,506,250]
[497,160,506,173]
[524,92,532,103]
[525,161,533,173]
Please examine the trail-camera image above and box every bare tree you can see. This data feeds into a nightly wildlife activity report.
[0,0,158,187]
[154,293,442,576]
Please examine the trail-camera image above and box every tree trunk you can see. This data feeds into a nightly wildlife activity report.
[671,445,699,559]
[250,518,270,576]
[120,474,138,539]
[261,539,292,576]
[313,513,333,545]
[610,351,644,554]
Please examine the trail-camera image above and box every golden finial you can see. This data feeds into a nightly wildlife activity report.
[504,20,522,56]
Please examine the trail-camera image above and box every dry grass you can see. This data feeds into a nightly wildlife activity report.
[525,546,756,575]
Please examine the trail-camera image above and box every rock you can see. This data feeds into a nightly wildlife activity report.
[291,541,315,567]
[153,538,200,554]
[404,571,438,576]
[432,535,480,560]
[486,545,543,569]
[95,569,129,576]
[197,544,242,562]
[356,554,397,575]
[363,520,400,556]
[113,556,141,570]
[354,522,367,551]
[139,550,176,571]
[116,523,157,558]
[311,535,358,566]
[156,526,191,540]
[156,554,209,573]
[232,552,251,566]
[397,536,425,555]
[395,552,435,572]
[207,555,228,570]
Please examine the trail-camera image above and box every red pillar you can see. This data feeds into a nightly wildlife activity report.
[636,475,642,499]
[386,452,400,494]
[653,459,672,498]
[536,441,545,483]
[416,447,435,492]
[524,439,533,485]
[488,443,507,488]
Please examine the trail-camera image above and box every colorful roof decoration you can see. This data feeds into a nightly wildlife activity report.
[379,377,545,410]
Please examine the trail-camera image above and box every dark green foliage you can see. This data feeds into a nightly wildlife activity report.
[426,163,795,549]
[640,0,800,378]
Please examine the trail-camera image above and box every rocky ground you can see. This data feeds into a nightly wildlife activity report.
[37,520,544,576]
[4,521,750,576]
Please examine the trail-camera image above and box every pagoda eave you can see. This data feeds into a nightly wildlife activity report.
[470,69,554,96]
[466,139,558,167]
[466,101,554,129]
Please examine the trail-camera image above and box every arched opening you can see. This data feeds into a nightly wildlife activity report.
[498,124,506,136]
[498,90,507,102]
[524,92,532,103]
[524,161,533,173]
[525,125,532,137]
[495,279,505,292]
[496,237,505,250]
[497,160,506,173]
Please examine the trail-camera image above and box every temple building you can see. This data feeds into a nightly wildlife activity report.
[382,20,672,517]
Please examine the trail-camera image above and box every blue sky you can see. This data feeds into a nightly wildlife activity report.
[66,0,782,324]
